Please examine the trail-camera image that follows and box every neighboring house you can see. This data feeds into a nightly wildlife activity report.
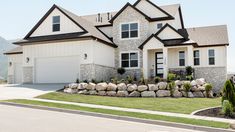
[4,0,229,92]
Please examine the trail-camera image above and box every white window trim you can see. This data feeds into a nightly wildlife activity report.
[120,21,140,40]
[178,50,185,67]
[194,50,200,66]
[120,51,140,69]
[208,49,215,65]
[52,16,60,32]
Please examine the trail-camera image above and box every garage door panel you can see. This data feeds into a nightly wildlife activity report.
[35,56,80,83]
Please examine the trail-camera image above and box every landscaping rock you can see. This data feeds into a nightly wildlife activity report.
[198,86,205,91]
[193,91,204,98]
[78,83,88,90]
[188,92,194,98]
[107,91,117,96]
[181,91,187,97]
[107,83,117,91]
[127,84,137,92]
[116,91,128,97]
[96,83,108,91]
[69,83,78,89]
[173,90,182,98]
[175,80,182,86]
[183,81,191,84]
[64,88,77,94]
[190,80,197,86]
[137,85,148,92]
[78,90,89,95]
[156,90,171,97]
[117,83,127,91]
[157,82,167,90]
[89,90,98,95]
[203,91,214,98]
[87,83,96,90]
[98,91,106,96]
[129,91,141,97]
[148,84,158,91]
[196,78,205,86]
[141,91,156,98]
[191,86,200,92]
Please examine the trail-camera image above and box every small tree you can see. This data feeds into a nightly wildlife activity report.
[184,82,191,97]
[205,83,213,98]
[222,80,235,108]
[117,67,126,75]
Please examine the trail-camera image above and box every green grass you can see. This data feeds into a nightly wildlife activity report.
[4,99,230,129]
[38,92,221,114]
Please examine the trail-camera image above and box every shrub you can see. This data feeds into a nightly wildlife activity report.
[117,68,126,75]
[126,75,133,84]
[186,66,194,76]
[139,77,146,85]
[168,82,176,97]
[222,100,233,117]
[91,79,96,84]
[83,80,88,83]
[167,73,176,82]
[205,83,213,97]
[111,77,118,84]
[183,82,191,97]
[154,77,160,84]
[186,75,193,81]
[222,80,235,108]
[76,79,79,83]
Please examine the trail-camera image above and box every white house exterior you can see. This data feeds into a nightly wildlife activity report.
[5,0,229,93]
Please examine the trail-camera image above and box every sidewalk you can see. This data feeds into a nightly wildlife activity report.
[31,98,235,124]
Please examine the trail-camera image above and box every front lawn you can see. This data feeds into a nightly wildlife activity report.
[4,99,230,129]
[38,92,221,114]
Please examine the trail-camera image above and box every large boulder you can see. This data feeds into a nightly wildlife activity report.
[116,91,128,97]
[157,82,167,90]
[188,92,194,98]
[191,86,200,92]
[127,84,138,92]
[196,78,206,86]
[129,91,141,97]
[78,83,88,90]
[87,83,96,90]
[107,91,117,96]
[175,80,182,86]
[96,83,108,91]
[64,88,77,94]
[107,83,117,91]
[193,91,204,98]
[156,90,171,97]
[117,83,127,91]
[98,91,106,96]
[69,83,78,89]
[181,91,194,98]
[203,91,214,98]
[78,90,89,95]
[137,85,148,92]
[148,84,158,91]
[173,90,182,98]
[89,90,98,95]
[141,91,156,98]
[198,86,205,91]
[190,80,197,86]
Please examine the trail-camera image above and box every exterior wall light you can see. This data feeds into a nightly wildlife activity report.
[9,62,12,67]
[84,54,88,60]
[26,57,30,63]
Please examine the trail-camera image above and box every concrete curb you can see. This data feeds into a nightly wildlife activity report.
[0,102,234,132]
[191,106,221,115]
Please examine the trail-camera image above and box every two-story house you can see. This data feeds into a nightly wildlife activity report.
[5,0,229,93]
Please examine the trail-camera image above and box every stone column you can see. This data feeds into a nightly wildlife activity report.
[187,46,194,66]
[143,49,148,79]
[163,48,168,79]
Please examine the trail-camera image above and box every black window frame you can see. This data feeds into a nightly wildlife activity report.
[179,51,185,66]
[121,23,138,39]
[52,16,60,32]
[208,49,215,65]
[194,50,200,66]
[121,52,138,68]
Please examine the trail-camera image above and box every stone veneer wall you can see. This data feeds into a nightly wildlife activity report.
[23,67,33,84]
[112,6,149,80]
[80,64,115,82]
[194,67,226,93]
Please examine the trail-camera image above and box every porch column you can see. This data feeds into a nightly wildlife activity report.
[187,46,194,66]
[143,49,148,79]
[163,47,168,79]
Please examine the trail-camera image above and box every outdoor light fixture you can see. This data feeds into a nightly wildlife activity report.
[26,57,30,63]
[84,54,88,60]
[9,62,12,67]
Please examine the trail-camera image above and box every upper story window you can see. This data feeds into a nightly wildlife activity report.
[194,50,200,66]
[208,49,215,65]
[179,51,185,66]
[53,16,60,32]
[157,23,163,29]
[121,52,139,68]
[121,23,138,39]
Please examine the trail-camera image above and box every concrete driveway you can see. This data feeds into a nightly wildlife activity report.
[0,84,64,100]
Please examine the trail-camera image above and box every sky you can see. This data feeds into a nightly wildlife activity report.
[0,0,234,72]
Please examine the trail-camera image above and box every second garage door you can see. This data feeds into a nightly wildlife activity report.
[35,56,80,83]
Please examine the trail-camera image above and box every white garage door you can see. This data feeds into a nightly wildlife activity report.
[14,63,23,84]
[35,56,80,83]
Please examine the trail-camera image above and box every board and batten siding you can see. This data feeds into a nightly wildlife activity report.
[31,8,84,37]
[8,54,23,76]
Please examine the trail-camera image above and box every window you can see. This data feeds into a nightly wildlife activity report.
[208,49,215,65]
[157,23,163,29]
[121,52,138,68]
[179,51,185,66]
[121,23,138,39]
[194,50,200,66]
[53,16,60,32]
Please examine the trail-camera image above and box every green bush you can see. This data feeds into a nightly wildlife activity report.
[76,79,79,83]
[139,77,147,85]
[222,80,235,108]
[168,82,176,97]
[126,75,133,84]
[111,77,118,84]
[205,83,213,98]
[186,66,194,76]
[154,77,160,84]
[91,79,96,84]
[117,68,126,75]
[222,100,233,117]
[167,73,176,82]
[186,75,193,81]
[183,83,191,97]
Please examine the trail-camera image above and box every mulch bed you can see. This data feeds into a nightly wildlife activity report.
[194,107,235,119]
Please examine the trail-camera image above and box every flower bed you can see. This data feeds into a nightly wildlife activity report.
[63,78,214,98]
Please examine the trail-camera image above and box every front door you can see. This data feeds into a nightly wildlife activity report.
[155,52,164,78]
